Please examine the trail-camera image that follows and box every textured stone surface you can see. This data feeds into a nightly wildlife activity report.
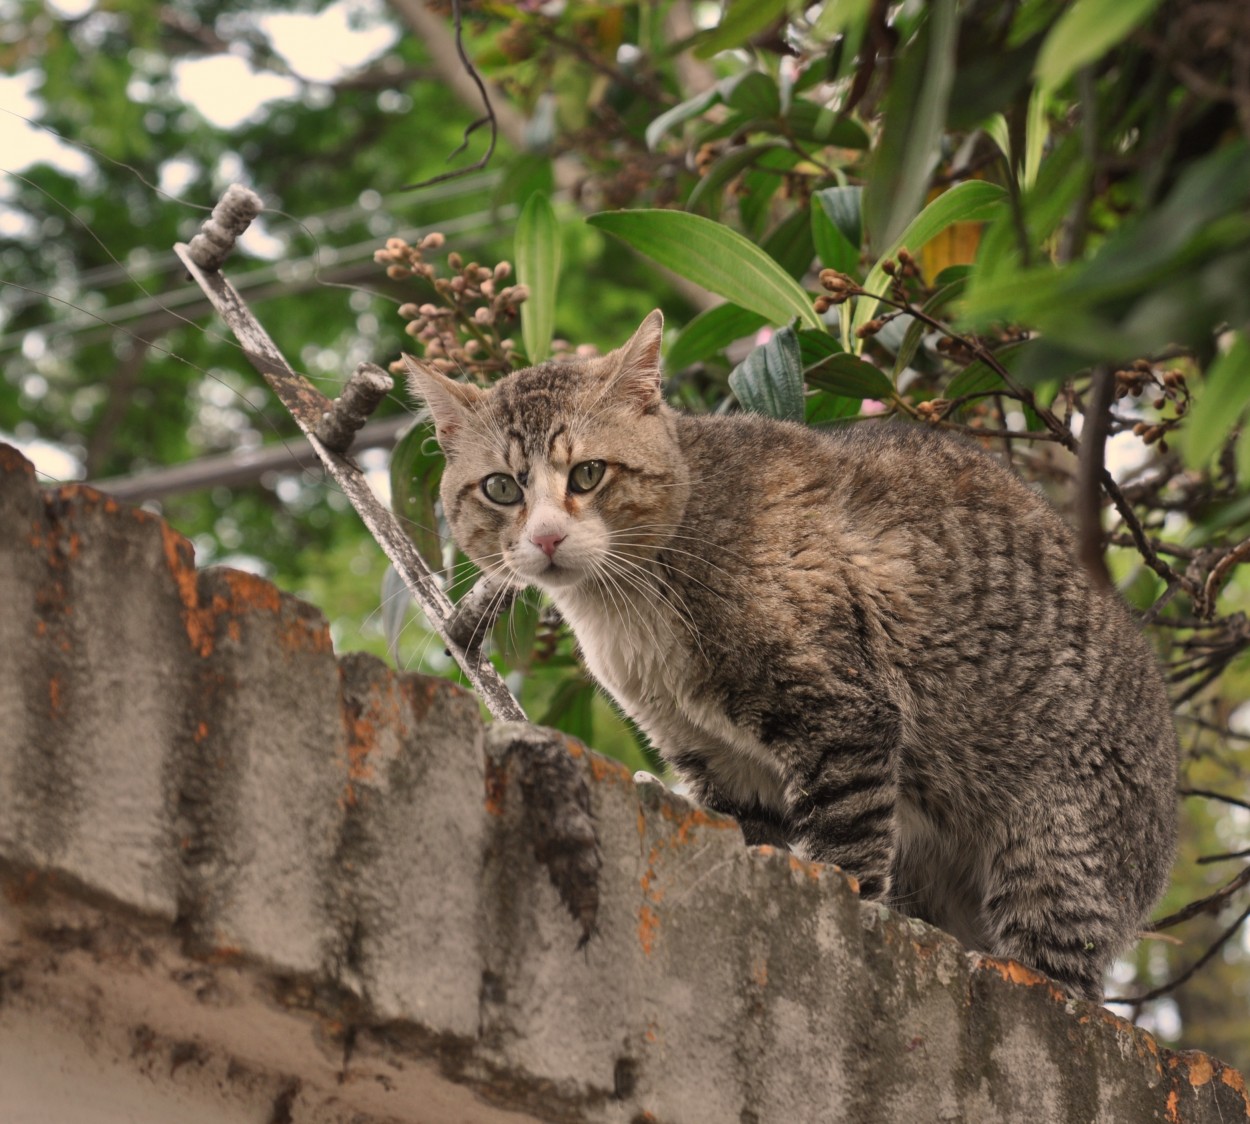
[1,442,1247,1124]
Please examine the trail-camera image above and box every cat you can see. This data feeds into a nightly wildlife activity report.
[405,309,1179,1001]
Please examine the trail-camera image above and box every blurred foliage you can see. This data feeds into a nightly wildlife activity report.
[8,0,1250,1067]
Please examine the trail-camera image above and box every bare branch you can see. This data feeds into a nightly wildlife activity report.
[1108,899,1250,1004]
[1150,864,1250,931]
[399,0,498,191]
[1076,364,1115,589]
[1180,787,1250,814]
[1198,847,1250,865]
[173,211,525,723]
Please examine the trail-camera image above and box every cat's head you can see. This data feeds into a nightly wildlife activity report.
[405,310,687,593]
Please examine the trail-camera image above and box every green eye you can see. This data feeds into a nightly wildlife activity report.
[481,473,522,504]
[569,460,606,494]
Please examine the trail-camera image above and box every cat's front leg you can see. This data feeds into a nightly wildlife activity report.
[669,749,792,849]
[763,687,902,901]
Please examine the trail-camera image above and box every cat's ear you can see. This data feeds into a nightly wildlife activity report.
[609,309,664,412]
[402,354,484,450]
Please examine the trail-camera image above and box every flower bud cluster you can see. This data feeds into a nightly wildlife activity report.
[815,268,860,314]
[1117,362,1190,454]
[375,234,529,378]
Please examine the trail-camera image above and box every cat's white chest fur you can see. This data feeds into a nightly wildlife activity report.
[553,583,790,813]
[554,583,681,706]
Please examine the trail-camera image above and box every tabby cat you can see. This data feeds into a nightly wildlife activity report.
[406,310,1178,1001]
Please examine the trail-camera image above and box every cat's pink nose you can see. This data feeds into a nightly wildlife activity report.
[532,532,565,558]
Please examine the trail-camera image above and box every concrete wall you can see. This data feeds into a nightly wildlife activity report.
[1,441,1246,1124]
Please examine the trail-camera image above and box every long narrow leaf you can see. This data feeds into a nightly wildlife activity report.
[806,352,895,400]
[646,86,721,151]
[516,192,561,364]
[852,181,1007,348]
[861,0,958,253]
[589,209,822,329]
[1035,0,1162,94]
[693,0,790,59]
[667,304,768,370]
[1181,334,1250,469]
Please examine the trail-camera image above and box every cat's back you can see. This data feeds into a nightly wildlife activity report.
[668,411,1175,785]
[674,412,1061,543]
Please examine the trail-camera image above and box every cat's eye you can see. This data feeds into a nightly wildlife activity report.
[481,473,522,505]
[568,460,606,494]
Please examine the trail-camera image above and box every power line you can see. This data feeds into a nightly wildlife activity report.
[89,415,411,501]
[0,194,514,356]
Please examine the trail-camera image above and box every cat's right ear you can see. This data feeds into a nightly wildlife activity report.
[402,354,484,451]
[610,309,664,412]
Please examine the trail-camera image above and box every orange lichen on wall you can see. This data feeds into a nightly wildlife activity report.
[484,759,508,817]
[1187,1053,1215,1088]
[341,720,376,810]
[161,524,213,657]
[587,751,632,785]
[0,444,34,477]
[638,904,660,956]
[1166,1052,1250,1117]
[634,801,740,957]
[786,853,825,885]
[975,954,1067,1002]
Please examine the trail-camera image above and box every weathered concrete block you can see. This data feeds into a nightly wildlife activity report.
[0,459,188,919]
[174,565,345,974]
[333,651,488,1036]
[2,442,1248,1124]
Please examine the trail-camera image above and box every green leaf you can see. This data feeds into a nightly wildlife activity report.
[730,327,805,421]
[761,208,816,280]
[797,328,843,365]
[515,192,562,364]
[538,675,598,744]
[646,86,722,151]
[805,353,895,400]
[891,317,926,377]
[861,0,959,253]
[806,391,861,424]
[784,102,870,148]
[667,304,769,370]
[588,209,822,329]
[852,180,1007,347]
[944,341,1030,402]
[1022,85,1049,190]
[737,147,802,236]
[812,186,863,276]
[693,0,790,59]
[813,0,872,39]
[389,420,444,573]
[723,71,781,118]
[687,141,787,213]
[1181,334,1250,469]
[1035,0,1162,94]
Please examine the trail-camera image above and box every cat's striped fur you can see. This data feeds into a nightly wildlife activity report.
[407,310,1178,1000]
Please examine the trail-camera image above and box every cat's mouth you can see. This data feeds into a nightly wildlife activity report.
[531,558,584,588]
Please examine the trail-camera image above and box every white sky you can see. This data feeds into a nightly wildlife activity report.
[1,0,398,170]
[0,0,399,482]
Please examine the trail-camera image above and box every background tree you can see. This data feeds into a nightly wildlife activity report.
[5,0,1250,1070]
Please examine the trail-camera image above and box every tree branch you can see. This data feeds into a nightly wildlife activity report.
[172,193,525,722]
[1076,364,1115,589]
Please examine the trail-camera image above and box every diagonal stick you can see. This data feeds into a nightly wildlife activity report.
[172,199,524,722]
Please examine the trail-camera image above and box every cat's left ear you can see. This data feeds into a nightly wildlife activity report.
[610,309,664,412]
